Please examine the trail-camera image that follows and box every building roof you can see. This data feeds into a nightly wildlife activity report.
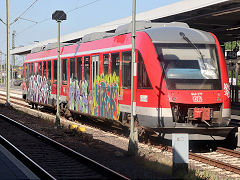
[11,0,240,55]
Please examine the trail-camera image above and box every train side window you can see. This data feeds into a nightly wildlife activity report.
[122,51,131,88]
[47,60,51,80]
[25,64,28,79]
[103,54,109,75]
[53,60,57,82]
[27,63,30,77]
[92,55,99,83]
[43,61,46,77]
[70,58,75,79]
[62,59,67,85]
[38,62,42,76]
[77,57,82,81]
[137,53,152,89]
[30,63,33,76]
[84,56,90,84]
[34,62,38,75]
[111,52,119,76]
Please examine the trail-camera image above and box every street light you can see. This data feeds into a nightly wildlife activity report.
[52,10,66,127]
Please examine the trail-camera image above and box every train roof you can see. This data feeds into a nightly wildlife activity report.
[144,26,216,44]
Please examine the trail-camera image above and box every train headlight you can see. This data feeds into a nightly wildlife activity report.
[172,97,176,101]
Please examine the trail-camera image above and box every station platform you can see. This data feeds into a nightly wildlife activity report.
[0,144,39,180]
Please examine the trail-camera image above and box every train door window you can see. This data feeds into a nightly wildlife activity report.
[137,53,152,89]
[30,63,33,76]
[53,60,57,82]
[92,55,99,84]
[34,63,38,76]
[111,53,119,76]
[103,54,109,75]
[122,51,131,88]
[27,63,30,77]
[77,57,82,81]
[25,64,28,78]
[70,58,75,80]
[62,59,67,85]
[43,61,46,77]
[38,62,42,76]
[47,60,51,80]
[84,56,90,86]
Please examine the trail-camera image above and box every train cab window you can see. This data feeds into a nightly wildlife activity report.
[137,53,152,89]
[84,56,90,84]
[111,53,119,76]
[122,51,131,88]
[38,62,42,76]
[103,54,109,75]
[34,63,38,76]
[77,57,82,81]
[53,60,57,82]
[43,61,46,77]
[62,59,67,85]
[47,60,51,80]
[70,58,75,80]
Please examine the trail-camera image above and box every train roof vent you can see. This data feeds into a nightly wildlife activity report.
[115,21,189,35]
[82,32,114,43]
[150,22,189,28]
[44,42,73,50]
[115,21,152,35]
[30,46,45,53]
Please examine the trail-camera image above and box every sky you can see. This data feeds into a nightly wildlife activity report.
[0,0,181,65]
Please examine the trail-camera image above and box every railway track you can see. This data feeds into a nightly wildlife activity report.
[1,91,240,178]
[0,114,128,179]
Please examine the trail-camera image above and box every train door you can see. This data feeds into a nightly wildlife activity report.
[92,55,99,87]
[61,58,68,96]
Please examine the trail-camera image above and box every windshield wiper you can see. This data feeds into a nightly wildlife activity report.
[179,32,206,69]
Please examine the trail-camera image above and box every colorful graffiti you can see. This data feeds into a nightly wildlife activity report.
[68,79,89,113]
[92,73,120,120]
[27,75,51,104]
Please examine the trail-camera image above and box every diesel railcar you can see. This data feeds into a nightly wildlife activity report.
[22,22,232,140]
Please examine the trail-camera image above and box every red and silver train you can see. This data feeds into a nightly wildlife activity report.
[22,22,233,140]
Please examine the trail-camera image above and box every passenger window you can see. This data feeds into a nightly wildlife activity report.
[84,56,90,82]
[43,61,46,77]
[25,64,28,78]
[103,54,109,75]
[34,62,38,75]
[47,60,51,80]
[122,51,132,88]
[92,55,99,83]
[137,53,152,89]
[30,63,33,76]
[38,62,42,76]
[53,60,57,82]
[62,59,67,85]
[111,53,119,76]
[70,58,75,79]
[77,57,82,81]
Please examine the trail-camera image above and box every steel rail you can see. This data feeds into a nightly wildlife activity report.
[189,152,240,175]
[0,135,56,180]
[217,147,240,158]
[0,114,129,179]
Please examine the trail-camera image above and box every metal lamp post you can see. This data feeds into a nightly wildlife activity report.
[52,10,66,127]
[128,0,138,155]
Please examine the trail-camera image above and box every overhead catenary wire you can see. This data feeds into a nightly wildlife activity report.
[17,0,101,35]
[10,0,38,25]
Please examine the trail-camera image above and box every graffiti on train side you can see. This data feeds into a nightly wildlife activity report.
[68,79,89,113]
[27,75,51,104]
[92,73,120,120]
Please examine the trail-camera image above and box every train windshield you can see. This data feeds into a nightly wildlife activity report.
[155,43,221,90]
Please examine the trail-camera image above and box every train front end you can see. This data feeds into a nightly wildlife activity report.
[144,25,232,140]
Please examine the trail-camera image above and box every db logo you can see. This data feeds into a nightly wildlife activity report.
[192,96,202,102]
